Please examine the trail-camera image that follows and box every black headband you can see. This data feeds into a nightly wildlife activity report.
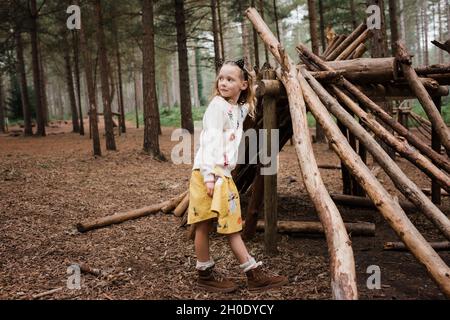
[216,58,248,80]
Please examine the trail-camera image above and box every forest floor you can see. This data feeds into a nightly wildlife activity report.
[0,118,449,300]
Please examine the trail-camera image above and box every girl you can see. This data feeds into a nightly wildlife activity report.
[187,59,288,293]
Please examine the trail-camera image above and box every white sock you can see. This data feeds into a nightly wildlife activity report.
[239,256,262,272]
[196,258,215,271]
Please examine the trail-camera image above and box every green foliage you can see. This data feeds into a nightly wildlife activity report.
[6,74,36,120]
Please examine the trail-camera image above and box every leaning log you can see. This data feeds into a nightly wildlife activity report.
[296,44,450,174]
[247,7,358,300]
[335,29,371,61]
[256,220,375,236]
[396,41,450,155]
[329,193,415,212]
[384,241,450,251]
[296,64,450,298]
[76,198,172,232]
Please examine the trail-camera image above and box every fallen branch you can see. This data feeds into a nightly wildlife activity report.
[76,198,174,232]
[384,241,450,251]
[256,220,375,236]
[32,287,63,300]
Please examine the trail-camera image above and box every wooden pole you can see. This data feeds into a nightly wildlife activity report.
[263,69,278,254]
[247,7,358,300]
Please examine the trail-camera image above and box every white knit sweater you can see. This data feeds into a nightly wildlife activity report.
[193,96,249,183]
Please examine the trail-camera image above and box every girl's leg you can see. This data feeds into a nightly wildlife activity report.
[228,232,251,264]
[195,220,212,262]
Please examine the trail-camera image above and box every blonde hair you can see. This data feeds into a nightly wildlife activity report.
[212,61,257,119]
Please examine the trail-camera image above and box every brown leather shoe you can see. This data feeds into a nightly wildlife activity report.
[245,265,288,292]
[197,266,238,293]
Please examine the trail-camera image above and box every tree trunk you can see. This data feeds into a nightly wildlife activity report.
[78,0,101,156]
[175,0,194,134]
[134,68,140,129]
[29,0,45,136]
[350,0,357,30]
[258,0,270,64]
[422,0,429,65]
[63,32,80,133]
[95,0,116,151]
[0,74,5,133]
[38,39,49,125]
[195,47,205,105]
[272,0,281,41]
[142,0,164,158]
[367,0,395,158]
[318,0,326,53]
[217,0,225,61]
[191,52,200,107]
[399,0,405,40]
[251,0,260,69]
[211,0,221,70]
[14,30,33,136]
[247,8,358,300]
[307,0,325,143]
[112,18,126,134]
[416,8,423,65]
[438,0,444,64]
[388,0,400,56]
[72,31,84,135]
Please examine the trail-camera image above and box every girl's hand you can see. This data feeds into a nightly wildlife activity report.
[205,181,215,197]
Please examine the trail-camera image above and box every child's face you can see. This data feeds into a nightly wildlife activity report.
[217,64,248,103]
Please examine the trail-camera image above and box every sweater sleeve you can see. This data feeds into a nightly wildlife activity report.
[199,98,227,183]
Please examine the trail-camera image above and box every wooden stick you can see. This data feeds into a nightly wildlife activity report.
[247,7,358,300]
[174,193,189,217]
[325,35,347,60]
[296,44,450,174]
[318,164,342,170]
[326,23,367,61]
[384,241,450,251]
[349,43,367,59]
[395,41,450,156]
[256,220,375,236]
[161,190,188,214]
[336,29,371,61]
[322,35,339,57]
[32,287,63,299]
[76,199,172,232]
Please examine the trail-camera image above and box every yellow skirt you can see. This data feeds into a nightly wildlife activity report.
[187,169,243,234]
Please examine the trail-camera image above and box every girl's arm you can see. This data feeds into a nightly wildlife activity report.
[199,99,226,184]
